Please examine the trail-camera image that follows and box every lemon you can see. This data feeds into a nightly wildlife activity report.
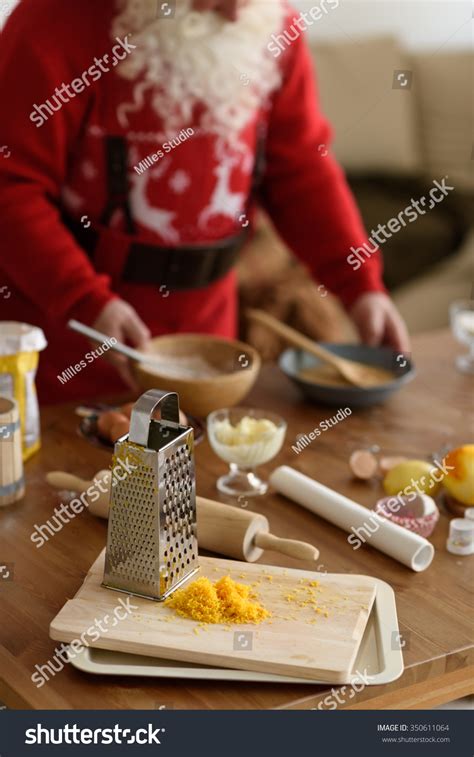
[443,445,474,506]
[383,460,441,496]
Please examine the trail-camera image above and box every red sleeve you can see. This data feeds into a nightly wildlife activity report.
[261,29,386,309]
[0,0,115,325]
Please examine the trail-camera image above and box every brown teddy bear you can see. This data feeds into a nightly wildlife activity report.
[237,212,355,360]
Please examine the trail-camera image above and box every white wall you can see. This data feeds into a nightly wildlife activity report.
[2,0,472,49]
[291,0,472,50]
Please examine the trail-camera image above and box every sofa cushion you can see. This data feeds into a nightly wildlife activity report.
[408,50,474,190]
[393,230,474,333]
[309,36,421,174]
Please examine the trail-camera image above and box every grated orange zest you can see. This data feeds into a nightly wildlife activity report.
[164,575,270,624]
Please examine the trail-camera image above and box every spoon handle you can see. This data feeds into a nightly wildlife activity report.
[68,319,153,365]
[246,309,342,369]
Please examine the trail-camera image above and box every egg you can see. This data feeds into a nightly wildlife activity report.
[109,417,130,441]
[383,459,441,496]
[119,402,135,418]
[349,450,378,480]
[443,445,474,506]
[97,411,126,438]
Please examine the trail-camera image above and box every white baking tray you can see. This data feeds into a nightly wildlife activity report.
[68,577,403,685]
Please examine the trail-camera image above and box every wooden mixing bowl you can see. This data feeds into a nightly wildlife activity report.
[133,334,261,418]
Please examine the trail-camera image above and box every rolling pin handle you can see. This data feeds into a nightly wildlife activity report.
[254,532,319,561]
[46,471,91,492]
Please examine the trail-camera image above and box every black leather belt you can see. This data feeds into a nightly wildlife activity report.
[122,235,245,289]
[62,212,246,290]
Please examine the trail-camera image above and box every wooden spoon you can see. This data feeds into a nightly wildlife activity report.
[246,309,394,388]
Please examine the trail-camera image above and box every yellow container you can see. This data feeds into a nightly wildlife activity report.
[0,322,47,461]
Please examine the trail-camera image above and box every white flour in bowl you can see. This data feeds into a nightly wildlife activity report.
[142,354,223,379]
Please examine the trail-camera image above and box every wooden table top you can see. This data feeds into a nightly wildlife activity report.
[0,329,473,710]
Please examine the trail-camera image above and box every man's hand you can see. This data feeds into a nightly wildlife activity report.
[349,292,410,354]
[92,300,151,390]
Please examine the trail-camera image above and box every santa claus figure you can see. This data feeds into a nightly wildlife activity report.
[0,0,408,402]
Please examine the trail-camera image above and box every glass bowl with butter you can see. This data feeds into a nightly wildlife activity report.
[207,408,287,497]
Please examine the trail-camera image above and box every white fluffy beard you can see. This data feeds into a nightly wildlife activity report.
[112,0,285,147]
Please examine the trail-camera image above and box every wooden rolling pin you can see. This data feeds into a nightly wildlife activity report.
[46,471,319,563]
[196,495,319,562]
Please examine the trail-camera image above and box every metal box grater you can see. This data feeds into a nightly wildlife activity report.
[102,389,199,601]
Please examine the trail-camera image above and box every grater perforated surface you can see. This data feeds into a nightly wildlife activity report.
[103,390,199,601]
[159,438,198,594]
[107,445,159,589]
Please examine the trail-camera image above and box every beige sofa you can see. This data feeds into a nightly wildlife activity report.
[311,35,473,332]
[238,35,473,345]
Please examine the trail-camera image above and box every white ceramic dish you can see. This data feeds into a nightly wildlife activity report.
[68,576,403,686]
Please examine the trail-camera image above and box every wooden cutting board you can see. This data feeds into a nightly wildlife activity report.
[50,550,376,683]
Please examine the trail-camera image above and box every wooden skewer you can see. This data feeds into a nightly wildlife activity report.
[246,308,394,388]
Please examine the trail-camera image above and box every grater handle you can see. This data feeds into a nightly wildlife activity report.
[129,389,180,447]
